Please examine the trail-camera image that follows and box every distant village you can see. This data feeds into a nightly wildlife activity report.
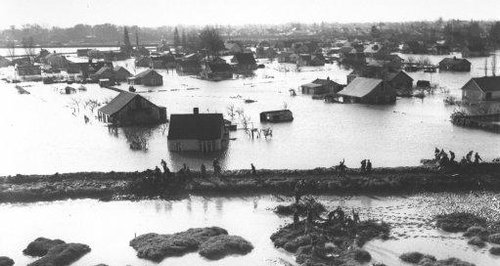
[1,21,500,154]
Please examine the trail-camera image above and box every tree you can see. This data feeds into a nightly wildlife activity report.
[173,27,180,47]
[22,36,36,63]
[489,22,500,46]
[181,30,187,48]
[123,27,132,53]
[7,40,15,58]
[199,27,225,57]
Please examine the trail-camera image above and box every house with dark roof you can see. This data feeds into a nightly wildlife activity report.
[439,57,471,72]
[91,66,115,81]
[231,53,257,71]
[128,69,163,86]
[98,91,166,125]
[337,77,396,104]
[200,60,233,81]
[113,66,132,81]
[384,71,413,92]
[167,108,229,152]
[301,77,343,95]
[176,53,201,75]
[461,76,500,102]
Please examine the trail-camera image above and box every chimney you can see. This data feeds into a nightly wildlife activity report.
[193,107,199,114]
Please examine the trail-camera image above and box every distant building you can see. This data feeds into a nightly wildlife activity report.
[301,77,343,95]
[128,69,163,86]
[438,57,471,72]
[98,91,167,125]
[43,53,69,69]
[91,66,115,81]
[461,76,500,102]
[200,60,233,81]
[16,64,41,76]
[337,77,396,104]
[77,49,91,57]
[113,66,132,81]
[231,53,257,71]
[176,55,201,74]
[167,108,229,152]
[224,41,244,54]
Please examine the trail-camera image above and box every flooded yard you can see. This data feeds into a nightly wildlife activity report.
[0,51,499,175]
[0,193,499,265]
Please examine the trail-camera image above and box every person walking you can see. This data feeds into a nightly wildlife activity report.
[474,153,482,164]
[251,163,257,175]
[360,159,366,173]
[366,160,372,173]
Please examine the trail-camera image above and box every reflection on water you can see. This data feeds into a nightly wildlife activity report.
[0,53,499,175]
[0,194,498,266]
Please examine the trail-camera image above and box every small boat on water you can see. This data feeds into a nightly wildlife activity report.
[260,109,293,123]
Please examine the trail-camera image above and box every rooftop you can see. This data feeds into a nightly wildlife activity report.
[168,113,224,140]
[338,77,382,98]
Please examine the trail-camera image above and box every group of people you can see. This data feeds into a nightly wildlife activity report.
[434,148,483,168]
[360,159,372,173]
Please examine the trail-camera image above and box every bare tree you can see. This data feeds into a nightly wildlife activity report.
[226,104,236,120]
[22,36,36,63]
[492,55,497,77]
[7,40,15,58]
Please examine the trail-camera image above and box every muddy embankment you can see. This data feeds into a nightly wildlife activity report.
[1,164,500,203]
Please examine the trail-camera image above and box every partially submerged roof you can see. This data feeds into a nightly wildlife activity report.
[208,62,233,72]
[439,57,471,66]
[313,78,340,86]
[98,91,138,115]
[468,76,500,92]
[385,71,413,82]
[338,77,382,98]
[233,53,256,65]
[168,113,224,140]
[301,82,323,88]
[134,68,162,78]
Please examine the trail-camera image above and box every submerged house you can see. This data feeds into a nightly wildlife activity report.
[0,56,11,67]
[438,57,471,72]
[167,108,229,153]
[384,71,413,92]
[200,60,233,81]
[16,64,41,76]
[461,76,500,102]
[91,66,115,81]
[128,69,163,86]
[98,91,167,125]
[113,66,132,81]
[337,77,396,104]
[231,53,257,71]
[260,109,294,123]
[301,77,343,95]
[176,53,201,74]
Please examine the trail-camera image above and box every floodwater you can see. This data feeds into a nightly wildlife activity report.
[0,194,499,265]
[0,50,499,175]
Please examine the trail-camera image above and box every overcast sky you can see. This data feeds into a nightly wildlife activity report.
[1,0,500,29]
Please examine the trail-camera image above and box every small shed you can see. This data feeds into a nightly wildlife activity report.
[260,109,294,123]
[385,71,413,91]
[98,91,167,125]
[301,77,342,95]
[231,53,257,71]
[128,69,163,86]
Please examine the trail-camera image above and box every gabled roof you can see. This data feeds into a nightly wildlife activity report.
[338,77,382,98]
[168,113,224,140]
[312,78,340,86]
[232,53,256,65]
[301,82,323,88]
[468,76,500,92]
[95,66,113,76]
[439,57,471,66]
[208,62,233,72]
[385,71,413,82]
[134,69,162,79]
[98,91,138,115]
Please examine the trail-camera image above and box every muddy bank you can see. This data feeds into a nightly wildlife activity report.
[1,164,500,203]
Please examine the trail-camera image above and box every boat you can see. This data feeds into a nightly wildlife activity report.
[260,109,293,123]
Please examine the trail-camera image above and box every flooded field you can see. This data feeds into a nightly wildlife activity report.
[0,193,499,265]
[0,51,499,175]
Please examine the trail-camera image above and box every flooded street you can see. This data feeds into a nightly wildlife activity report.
[0,194,499,266]
[0,51,499,175]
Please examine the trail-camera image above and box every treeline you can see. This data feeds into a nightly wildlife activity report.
[1,19,500,49]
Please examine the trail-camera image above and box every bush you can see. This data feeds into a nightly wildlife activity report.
[435,212,487,233]
[0,257,14,266]
[489,233,500,244]
[29,243,91,266]
[399,252,436,264]
[490,247,500,256]
[198,235,253,260]
[353,249,371,263]
[23,237,66,257]
[463,226,488,239]
[467,236,486,247]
